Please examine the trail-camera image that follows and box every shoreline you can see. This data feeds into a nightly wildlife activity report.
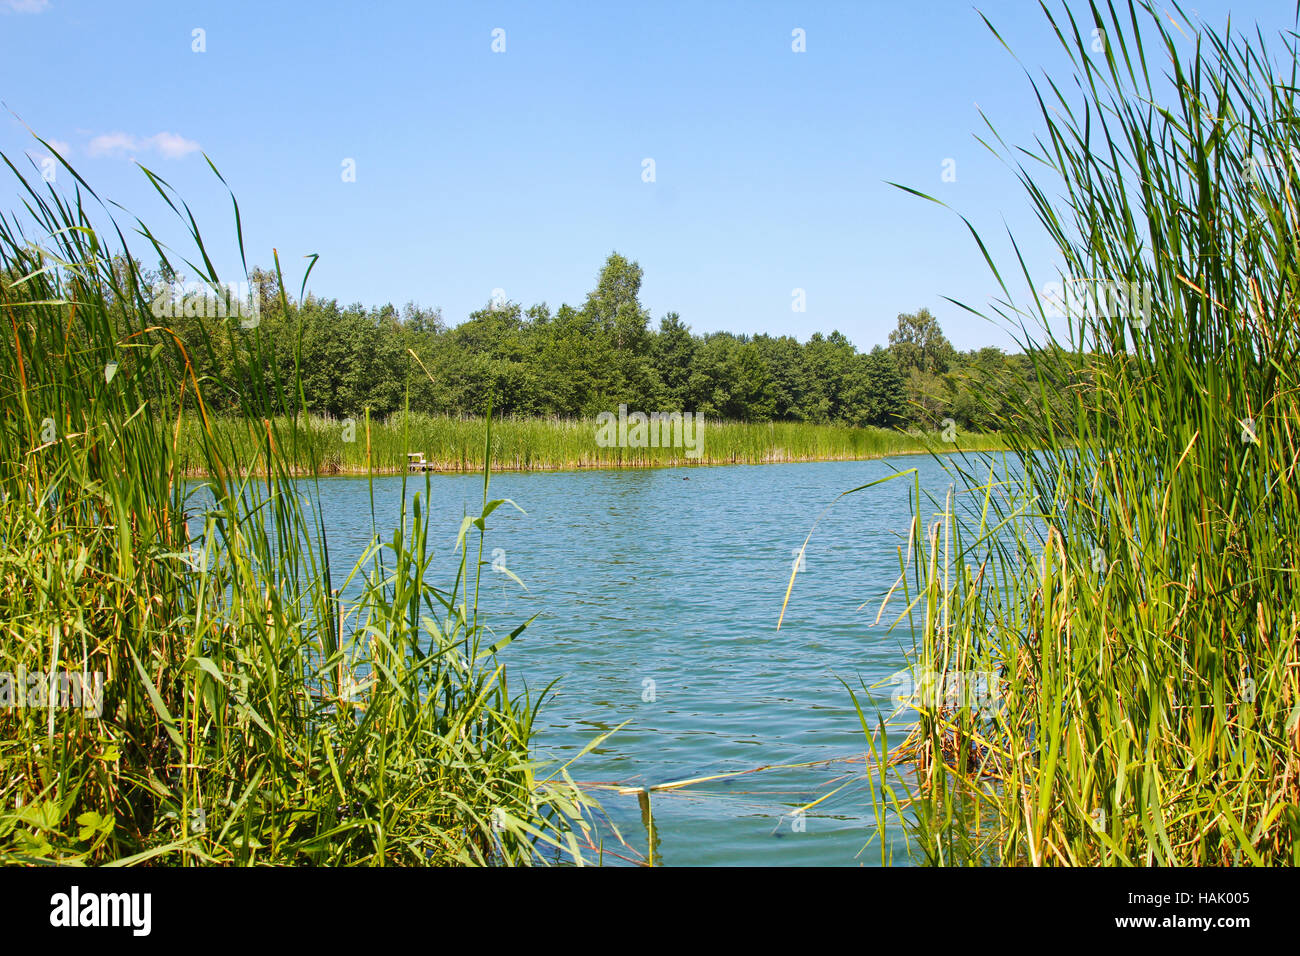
[178,441,1010,479]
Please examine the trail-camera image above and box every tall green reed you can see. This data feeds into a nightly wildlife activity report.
[0,150,597,865]
[831,1,1300,865]
[175,411,1007,475]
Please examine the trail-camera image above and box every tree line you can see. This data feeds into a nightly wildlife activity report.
[113,251,1075,430]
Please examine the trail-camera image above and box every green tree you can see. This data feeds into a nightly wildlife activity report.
[888,307,956,375]
[843,346,905,427]
[652,312,696,408]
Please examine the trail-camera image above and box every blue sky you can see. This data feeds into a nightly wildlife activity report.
[0,0,1293,352]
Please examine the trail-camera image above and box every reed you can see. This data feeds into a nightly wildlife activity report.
[839,0,1300,866]
[175,412,1008,476]
[0,151,599,864]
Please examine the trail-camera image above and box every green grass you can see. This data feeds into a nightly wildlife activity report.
[176,412,1009,475]
[0,150,601,864]
[829,0,1300,866]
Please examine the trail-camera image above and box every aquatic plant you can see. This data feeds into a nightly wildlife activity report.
[0,150,598,865]
[838,0,1300,865]
[173,411,1007,476]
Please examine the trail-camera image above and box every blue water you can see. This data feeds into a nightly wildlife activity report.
[225,456,968,864]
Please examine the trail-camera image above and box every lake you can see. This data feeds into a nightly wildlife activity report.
[278,455,965,865]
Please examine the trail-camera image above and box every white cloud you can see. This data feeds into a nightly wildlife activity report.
[87,131,200,161]
[149,131,201,159]
[87,132,138,157]
[3,0,52,13]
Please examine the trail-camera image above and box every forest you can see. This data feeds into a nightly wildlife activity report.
[131,251,1067,431]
